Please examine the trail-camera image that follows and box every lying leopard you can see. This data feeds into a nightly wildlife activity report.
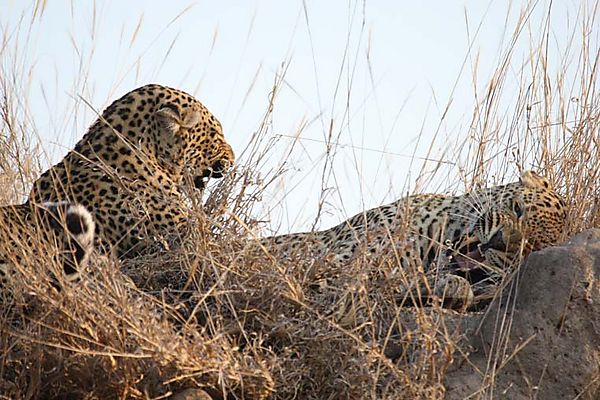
[29,84,235,258]
[258,171,568,310]
[0,201,95,290]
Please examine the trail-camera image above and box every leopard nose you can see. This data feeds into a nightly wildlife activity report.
[209,159,233,178]
[193,159,232,189]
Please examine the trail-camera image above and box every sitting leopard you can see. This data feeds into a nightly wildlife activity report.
[257,171,567,309]
[29,84,235,258]
[0,201,95,290]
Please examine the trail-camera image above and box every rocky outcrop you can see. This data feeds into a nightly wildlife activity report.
[445,229,600,399]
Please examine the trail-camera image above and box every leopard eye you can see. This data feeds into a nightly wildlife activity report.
[512,200,524,219]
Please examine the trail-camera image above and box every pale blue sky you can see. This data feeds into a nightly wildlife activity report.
[2,0,591,232]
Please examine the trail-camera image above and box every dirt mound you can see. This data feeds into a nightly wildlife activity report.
[3,220,598,399]
[445,229,600,399]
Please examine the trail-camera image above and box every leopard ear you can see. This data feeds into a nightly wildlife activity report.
[180,107,201,128]
[519,170,551,189]
[156,105,200,132]
[156,104,181,132]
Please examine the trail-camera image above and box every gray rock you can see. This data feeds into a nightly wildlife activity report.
[170,388,213,400]
[445,229,600,400]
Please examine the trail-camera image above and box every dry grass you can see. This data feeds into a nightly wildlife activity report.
[0,1,599,399]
